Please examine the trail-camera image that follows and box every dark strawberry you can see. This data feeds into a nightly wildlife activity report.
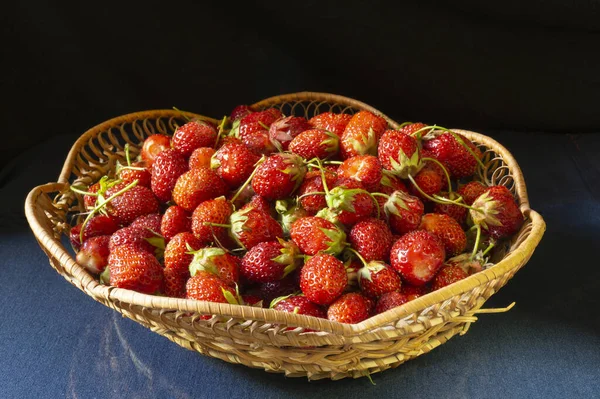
[349,218,393,262]
[185,271,237,304]
[327,293,370,324]
[172,120,217,158]
[358,261,402,299]
[337,155,382,192]
[419,213,467,257]
[76,235,111,274]
[108,244,163,294]
[161,205,191,241]
[251,153,306,201]
[230,105,253,121]
[378,129,420,178]
[150,149,188,203]
[470,185,524,240]
[298,169,337,215]
[172,167,227,212]
[290,216,347,256]
[107,185,159,226]
[230,207,283,250]
[340,110,387,159]
[308,112,352,137]
[288,129,339,159]
[457,181,488,205]
[188,247,241,286]
[211,140,260,189]
[431,265,468,291]
[141,134,171,167]
[108,226,155,253]
[189,147,216,170]
[69,215,119,250]
[256,274,298,305]
[163,232,202,298]
[237,109,283,155]
[422,132,482,178]
[300,254,347,305]
[389,230,446,286]
[130,213,162,235]
[119,161,152,188]
[433,192,468,225]
[402,284,430,298]
[191,197,233,246]
[240,240,299,283]
[268,116,311,150]
[271,295,326,318]
[375,291,410,314]
[241,294,263,306]
[383,190,425,235]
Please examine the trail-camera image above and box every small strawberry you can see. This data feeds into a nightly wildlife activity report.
[211,140,260,189]
[69,215,120,250]
[308,112,352,137]
[76,235,111,274]
[119,161,152,188]
[256,274,298,305]
[230,105,254,121]
[241,239,299,283]
[431,265,468,291]
[470,186,524,240]
[189,147,216,170]
[108,226,155,253]
[327,292,370,324]
[236,109,283,155]
[241,294,263,307]
[172,120,217,158]
[161,205,191,241]
[163,232,203,298]
[268,116,311,150]
[300,254,347,305]
[130,213,162,235]
[375,291,410,314]
[172,167,227,212]
[298,169,337,215]
[107,185,159,226]
[185,271,237,304]
[383,190,425,235]
[150,148,188,203]
[389,230,446,286]
[337,155,382,192]
[83,182,100,210]
[457,181,488,205]
[422,132,482,178]
[288,129,339,159]
[191,196,233,246]
[410,165,444,200]
[230,207,283,250]
[188,247,241,286]
[271,295,326,319]
[290,216,347,256]
[251,153,306,201]
[108,244,164,294]
[319,178,374,226]
[358,261,402,299]
[349,218,393,262]
[419,213,467,257]
[241,195,273,217]
[377,129,420,178]
[400,122,428,137]
[340,110,387,159]
[141,134,171,167]
[433,192,468,225]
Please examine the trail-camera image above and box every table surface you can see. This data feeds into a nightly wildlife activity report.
[1,130,599,399]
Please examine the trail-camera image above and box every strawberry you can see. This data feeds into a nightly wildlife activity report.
[271,295,326,318]
[161,205,191,241]
[141,134,171,167]
[337,155,382,192]
[129,213,162,235]
[109,226,156,253]
[76,235,111,274]
[383,190,425,235]
[230,207,283,250]
[255,274,298,305]
[211,140,260,189]
[410,165,444,200]
[251,153,306,201]
[241,195,273,216]
[172,167,227,212]
[107,185,159,226]
[375,291,410,314]
[457,181,487,205]
[185,271,237,304]
[288,129,339,159]
[150,149,188,203]
[241,294,263,306]
[236,109,283,155]
[108,244,164,294]
[340,110,387,159]
[402,284,429,298]
[188,247,241,286]
[275,199,309,236]
[163,232,202,298]
[308,112,352,137]
[241,240,299,283]
[290,216,347,256]
[433,192,468,225]
[172,120,217,158]
[327,293,370,324]
[419,213,467,257]
[119,161,152,188]
[470,186,524,240]
[349,218,393,262]
[69,215,120,250]
[422,132,482,178]
[445,253,484,275]
[389,230,446,286]
[298,169,337,215]
[358,261,402,298]
[189,147,216,170]
[377,129,420,178]
[83,182,100,210]
[320,178,374,226]
[400,122,428,137]
[431,265,468,291]
[268,116,311,150]
[300,254,347,305]
[191,196,233,246]
[230,105,254,121]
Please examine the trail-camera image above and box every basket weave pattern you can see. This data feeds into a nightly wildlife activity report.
[25,92,545,380]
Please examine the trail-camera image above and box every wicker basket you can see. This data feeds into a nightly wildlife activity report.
[25,92,545,380]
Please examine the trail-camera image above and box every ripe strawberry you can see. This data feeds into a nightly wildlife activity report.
[290,216,347,256]
[410,165,444,200]
[83,182,100,210]
[251,153,306,201]
[185,271,237,304]
[389,230,446,286]
[69,215,120,250]
[268,116,311,150]
[172,167,227,212]
[340,110,387,159]
[433,192,468,225]
[431,265,468,291]
[402,283,430,298]
[188,247,241,286]
[337,155,382,192]
[288,129,339,159]
[163,232,202,298]
[129,213,162,234]
[419,213,467,257]
[237,109,283,155]
[457,181,487,205]
[230,105,254,121]
[108,244,164,294]
[375,291,410,314]
[422,132,482,178]
[191,197,233,246]
[383,190,425,235]
[349,218,393,262]
[445,253,484,275]
[327,293,370,324]
[308,112,352,137]
[172,120,217,158]
[76,235,111,274]
[379,173,408,195]
[150,149,188,203]
[107,185,159,226]
[377,129,420,178]
[241,294,263,306]
[300,254,347,305]
[189,147,216,170]
[161,205,191,241]
[141,134,171,167]
[211,140,260,189]
[400,122,428,137]
[358,261,402,298]
[271,295,326,318]
[298,169,337,215]
[321,178,374,226]
[470,186,524,240]
[109,226,155,253]
[230,207,283,250]
[241,240,299,283]
[119,161,152,188]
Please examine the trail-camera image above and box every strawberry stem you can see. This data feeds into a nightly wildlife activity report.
[258,121,270,130]
[124,143,132,167]
[470,224,482,260]
[419,125,486,170]
[313,158,331,196]
[297,191,327,200]
[172,106,192,122]
[70,186,98,196]
[421,157,453,194]
[230,156,266,204]
[346,247,368,267]
[481,240,496,257]
[370,192,390,199]
[202,222,232,228]
[214,116,228,149]
[407,174,483,213]
[398,121,413,128]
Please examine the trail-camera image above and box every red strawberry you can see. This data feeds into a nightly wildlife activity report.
[230,105,253,121]
[308,112,352,137]
[108,226,155,253]
[290,216,347,256]
[470,186,524,240]
[422,132,482,178]
[402,283,429,298]
[300,254,347,305]
[83,182,100,210]
[268,116,311,150]
[141,134,171,167]
[76,235,111,274]
[188,247,241,286]
[211,140,260,189]
[230,207,283,250]
[358,261,402,298]
[107,185,159,226]
[383,190,425,235]
[191,197,233,246]
[241,240,299,283]
[172,120,217,158]
[69,215,120,250]
[119,161,152,188]
[431,265,468,291]
[189,147,216,170]
[340,110,387,159]
[349,218,393,262]
[108,244,164,294]
[161,205,191,241]
[172,167,227,212]
[241,294,263,306]
[185,271,237,304]
[241,195,273,216]
[375,291,410,314]
[433,192,468,225]
[378,129,420,178]
[337,155,382,192]
[237,109,283,155]
[320,178,374,226]
[251,153,306,201]
[298,169,337,215]
[271,295,326,318]
[389,230,446,286]
[419,213,467,257]
[327,292,370,324]
[288,129,339,159]
[130,213,162,234]
[400,122,428,137]
[457,181,488,205]
[163,232,202,298]
[411,165,444,200]
[150,149,188,203]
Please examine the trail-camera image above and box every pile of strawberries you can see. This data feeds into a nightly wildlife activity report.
[70,105,524,324]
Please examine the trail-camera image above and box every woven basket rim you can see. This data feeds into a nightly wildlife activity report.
[26,94,546,336]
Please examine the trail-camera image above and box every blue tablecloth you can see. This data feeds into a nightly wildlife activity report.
[1,131,598,398]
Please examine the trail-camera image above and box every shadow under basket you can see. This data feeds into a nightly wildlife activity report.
[25,92,545,380]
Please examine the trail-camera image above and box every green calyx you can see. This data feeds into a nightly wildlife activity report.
[387,148,422,179]
[350,127,378,155]
[221,287,241,305]
[383,190,413,218]
[279,153,308,192]
[229,119,241,138]
[99,266,111,285]
[357,261,387,285]
[321,131,340,154]
[271,238,300,278]
[470,191,502,229]
[188,247,227,277]
[318,226,348,256]
[269,293,296,309]
[229,207,252,249]
[325,187,362,213]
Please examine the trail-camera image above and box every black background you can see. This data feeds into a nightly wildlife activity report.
[2,1,600,170]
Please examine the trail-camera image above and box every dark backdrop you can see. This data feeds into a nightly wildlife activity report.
[2,0,600,169]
